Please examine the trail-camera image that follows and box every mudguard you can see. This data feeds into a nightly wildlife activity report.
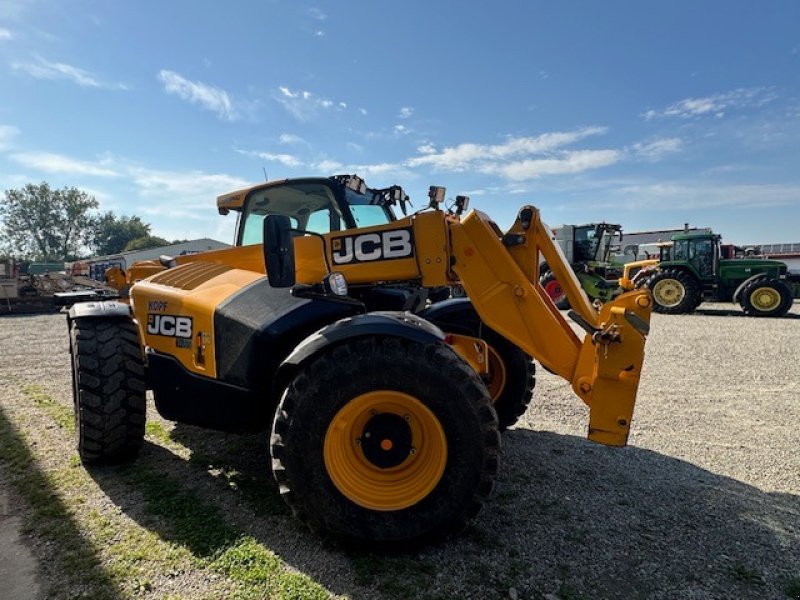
[67,300,132,322]
[280,311,445,370]
[273,312,446,400]
[418,298,480,334]
[732,273,771,304]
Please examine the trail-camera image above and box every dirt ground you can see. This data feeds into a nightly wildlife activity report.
[0,305,798,600]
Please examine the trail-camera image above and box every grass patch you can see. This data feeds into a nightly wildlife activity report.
[731,563,763,584]
[6,379,333,599]
[0,408,120,599]
[121,462,330,597]
[785,576,800,599]
[21,383,74,432]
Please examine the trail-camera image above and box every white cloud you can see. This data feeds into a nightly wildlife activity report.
[398,106,414,119]
[0,125,20,150]
[494,150,621,181]
[417,143,436,155]
[275,85,342,121]
[393,124,410,135]
[631,137,683,159]
[0,28,12,40]
[359,108,368,115]
[315,30,325,37]
[314,159,345,173]
[10,152,119,176]
[643,88,777,120]
[12,55,127,90]
[130,166,248,205]
[406,126,608,173]
[307,7,326,20]
[279,133,306,145]
[158,70,236,121]
[236,149,303,168]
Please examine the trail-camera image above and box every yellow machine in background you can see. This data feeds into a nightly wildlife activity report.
[63,175,652,547]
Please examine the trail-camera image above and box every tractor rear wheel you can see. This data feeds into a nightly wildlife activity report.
[646,269,701,314]
[739,277,793,317]
[540,271,571,310]
[70,318,146,464]
[270,336,499,547]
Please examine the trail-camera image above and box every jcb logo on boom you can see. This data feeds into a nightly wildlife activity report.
[331,228,413,265]
[147,314,193,339]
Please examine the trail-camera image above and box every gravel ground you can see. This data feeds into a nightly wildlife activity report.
[0,304,798,600]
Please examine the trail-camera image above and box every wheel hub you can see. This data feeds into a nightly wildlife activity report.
[750,286,781,311]
[652,279,686,307]
[360,413,413,469]
[544,280,565,303]
[324,391,448,511]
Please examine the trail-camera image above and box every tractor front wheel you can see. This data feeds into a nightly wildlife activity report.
[70,318,146,464]
[646,269,701,314]
[739,277,793,317]
[270,336,499,547]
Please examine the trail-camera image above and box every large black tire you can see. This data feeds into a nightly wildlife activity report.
[645,269,701,314]
[738,277,793,318]
[540,271,571,310]
[70,318,146,464]
[271,336,499,548]
[477,329,536,430]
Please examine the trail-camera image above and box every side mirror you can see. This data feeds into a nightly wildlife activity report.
[263,215,296,288]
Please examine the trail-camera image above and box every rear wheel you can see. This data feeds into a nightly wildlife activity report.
[645,269,701,314]
[540,271,570,310]
[739,277,792,317]
[70,318,146,464]
[270,336,499,547]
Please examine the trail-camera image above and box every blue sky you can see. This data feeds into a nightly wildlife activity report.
[1,0,799,245]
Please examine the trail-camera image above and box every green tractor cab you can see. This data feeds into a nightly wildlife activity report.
[539,222,625,309]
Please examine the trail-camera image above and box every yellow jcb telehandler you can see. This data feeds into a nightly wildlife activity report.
[60,175,652,546]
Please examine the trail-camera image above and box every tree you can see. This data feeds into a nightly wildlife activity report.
[123,236,171,252]
[91,212,151,256]
[0,183,98,261]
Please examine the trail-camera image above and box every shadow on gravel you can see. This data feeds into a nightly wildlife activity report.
[0,408,123,600]
[88,422,800,600]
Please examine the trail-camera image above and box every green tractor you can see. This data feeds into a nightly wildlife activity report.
[624,231,795,317]
[539,222,624,309]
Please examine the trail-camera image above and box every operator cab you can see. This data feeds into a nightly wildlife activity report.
[216,175,404,246]
[669,233,720,278]
[573,223,623,263]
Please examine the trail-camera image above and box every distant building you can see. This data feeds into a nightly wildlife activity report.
[75,238,230,281]
[748,242,800,272]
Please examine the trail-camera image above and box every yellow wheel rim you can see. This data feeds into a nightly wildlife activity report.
[323,391,447,511]
[652,279,686,307]
[750,286,781,311]
[485,345,507,403]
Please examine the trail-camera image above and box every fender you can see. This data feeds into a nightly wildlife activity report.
[67,300,132,322]
[418,297,481,335]
[274,312,445,397]
[732,273,770,304]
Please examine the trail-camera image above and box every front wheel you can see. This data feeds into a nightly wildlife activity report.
[739,277,792,317]
[270,336,499,547]
[70,318,146,464]
[645,269,701,314]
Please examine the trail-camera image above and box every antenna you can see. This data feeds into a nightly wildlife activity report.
[262,167,268,182]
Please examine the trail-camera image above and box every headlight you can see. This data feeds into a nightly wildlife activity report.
[324,272,348,296]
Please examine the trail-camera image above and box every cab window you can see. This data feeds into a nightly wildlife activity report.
[238,182,342,246]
